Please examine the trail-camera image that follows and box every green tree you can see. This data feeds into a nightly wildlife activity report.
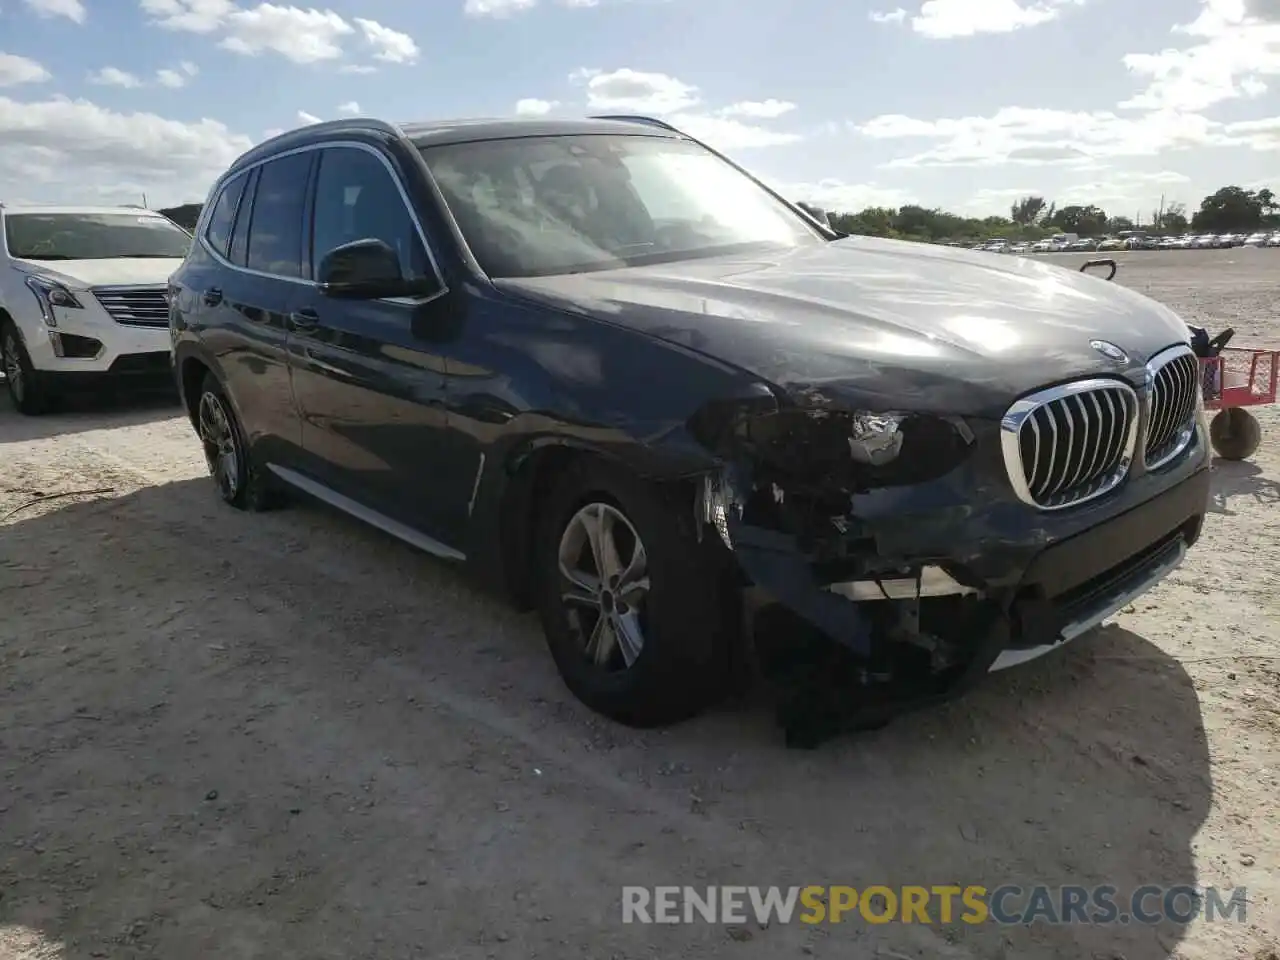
[1190,186,1265,232]
[1010,195,1047,225]
[1049,205,1108,236]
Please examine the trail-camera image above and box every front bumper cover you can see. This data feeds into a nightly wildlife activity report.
[725,464,1210,738]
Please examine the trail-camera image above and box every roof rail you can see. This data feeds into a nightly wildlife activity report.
[589,114,682,134]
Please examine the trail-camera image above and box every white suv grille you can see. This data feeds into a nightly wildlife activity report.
[92,285,169,328]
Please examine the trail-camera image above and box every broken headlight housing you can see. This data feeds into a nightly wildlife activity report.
[689,396,977,552]
[689,399,974,492]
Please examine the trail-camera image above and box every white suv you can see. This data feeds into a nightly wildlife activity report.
[0,204,191,414]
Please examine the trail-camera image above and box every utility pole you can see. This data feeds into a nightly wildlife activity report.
[142,192,149,209]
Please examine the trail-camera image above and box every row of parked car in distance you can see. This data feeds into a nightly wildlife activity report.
[957,231,1280,255]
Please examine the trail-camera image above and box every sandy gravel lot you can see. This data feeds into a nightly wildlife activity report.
[2,249,1278,960]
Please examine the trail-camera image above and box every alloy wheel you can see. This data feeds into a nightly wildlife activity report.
[3,332,24,403]
[197,390,241,500]
[557,501,650,671]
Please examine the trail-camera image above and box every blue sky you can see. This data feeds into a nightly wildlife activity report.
[1,0,1278,219]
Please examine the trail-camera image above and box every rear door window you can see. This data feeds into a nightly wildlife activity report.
[227,168,258,267]
[203,173,247,259]
[245,153,313,278]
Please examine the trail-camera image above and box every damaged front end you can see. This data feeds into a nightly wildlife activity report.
[688,391,1011,744]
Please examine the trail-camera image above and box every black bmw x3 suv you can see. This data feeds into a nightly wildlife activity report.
[170,114,1211,730]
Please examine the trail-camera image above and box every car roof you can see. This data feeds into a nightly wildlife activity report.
[398,116,682,146]
[224,115,684,179]
[0,204,170,217]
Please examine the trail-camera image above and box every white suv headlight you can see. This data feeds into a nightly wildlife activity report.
[23,275,83,328]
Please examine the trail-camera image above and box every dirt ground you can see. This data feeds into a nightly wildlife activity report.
[2,248,1278,960]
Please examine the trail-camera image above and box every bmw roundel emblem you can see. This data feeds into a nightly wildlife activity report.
[1090,339,1128,363]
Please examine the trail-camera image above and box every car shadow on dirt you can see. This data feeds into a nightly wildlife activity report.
[0,480,1213,960]
[0,386,181,442]
[1209,458,1280,515]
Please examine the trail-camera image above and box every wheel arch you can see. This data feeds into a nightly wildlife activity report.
[491,437,708,610]
[173,342,234,431]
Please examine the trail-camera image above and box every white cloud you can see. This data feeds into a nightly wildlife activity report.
[719,99,796,119]
[870,0,1086,38]
[89,67,144,88]
[339,64,378,74]
[22,0,87,22]
[465,0,614,15]
[575,67,701,113]
[139,2,417,68]
[140,0,235,33]
[954,170,1193,214]
[0,53,51,87]
[1057,170,1192,204]
[1121,0,1280,112]
[336,100,361,116]
[869,8,908,24]
[859,106,1233,167]
[667,113,803,150]
[157,61,200,89]
[354,18,419,63]
[767,176,918,212]
[220,6,353,63]
[515,97,559,116]
[297,109,322,124]
[0,94,254,205]
[1224,114,1280,149]
[569,68,804,150]
[465,0,537,14]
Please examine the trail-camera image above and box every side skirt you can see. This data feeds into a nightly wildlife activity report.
[267,464,466,563]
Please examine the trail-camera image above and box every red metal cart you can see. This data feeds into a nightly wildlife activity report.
[1199,347,1280,460]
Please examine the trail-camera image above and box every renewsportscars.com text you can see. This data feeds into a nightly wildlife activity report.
[621,885,1247,926]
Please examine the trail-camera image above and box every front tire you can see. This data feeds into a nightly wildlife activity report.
[195,373,283,511]
[2,322,53,415]
[534,458,739,727]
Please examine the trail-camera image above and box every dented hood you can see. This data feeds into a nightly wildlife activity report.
[495,237,1190,417]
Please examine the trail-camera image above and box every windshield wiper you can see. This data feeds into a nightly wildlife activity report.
[120,253,184,258]
[16,254,76,260]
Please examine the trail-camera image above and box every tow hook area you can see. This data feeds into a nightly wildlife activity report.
[755,601,1011,748]
[696,470,1009,748]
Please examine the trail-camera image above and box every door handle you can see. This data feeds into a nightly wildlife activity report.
[288,309,320,332]
[202,287,223,306]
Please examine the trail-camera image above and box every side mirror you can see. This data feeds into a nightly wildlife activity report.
[796,201,832,230]
[318,238,424,299]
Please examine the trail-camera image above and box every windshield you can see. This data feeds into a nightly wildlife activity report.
[3,213,192,261]
[419,134,822,279]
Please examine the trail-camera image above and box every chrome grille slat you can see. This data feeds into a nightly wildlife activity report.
[91,285,170,328]
[1001,379,1139,511]
[1144,345,1199,470]
[1083,392,1106,481]
[1049,399,1077,498]
[1065,394,1091,491]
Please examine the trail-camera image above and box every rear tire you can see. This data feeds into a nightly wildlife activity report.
[533,457,739,727]
[196,372,284,511]
[1210,408,1261,461]
[2,321,53,415]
